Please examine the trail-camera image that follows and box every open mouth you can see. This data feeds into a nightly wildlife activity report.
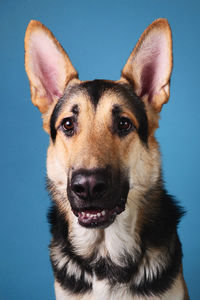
[72,205,125,228]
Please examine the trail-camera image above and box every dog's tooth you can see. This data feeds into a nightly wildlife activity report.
[97,213,101,217]
[86,213,90,217]
[82,212,85,217]
[102,210,106,216]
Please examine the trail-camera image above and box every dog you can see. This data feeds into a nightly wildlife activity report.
[24,18,189,299]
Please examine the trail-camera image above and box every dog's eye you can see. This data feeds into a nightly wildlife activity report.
[117,117,132,133]
[62,118,75,136]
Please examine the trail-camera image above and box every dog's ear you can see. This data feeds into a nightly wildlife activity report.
[24,20,78,117]
[121,18,172,113]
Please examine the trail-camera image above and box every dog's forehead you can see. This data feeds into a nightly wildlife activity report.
[79,79,124,108]
[61,79,145,112]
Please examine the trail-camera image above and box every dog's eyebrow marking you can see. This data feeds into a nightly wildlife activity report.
[71,104,79,115]
[112,104,122,116]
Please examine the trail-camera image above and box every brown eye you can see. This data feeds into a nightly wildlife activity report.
[118,117,132,132]
[62,118,75,136]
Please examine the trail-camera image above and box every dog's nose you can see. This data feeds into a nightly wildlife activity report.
[71,170,108,201]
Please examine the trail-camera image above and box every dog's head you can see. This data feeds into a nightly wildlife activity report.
[24,19,172,228]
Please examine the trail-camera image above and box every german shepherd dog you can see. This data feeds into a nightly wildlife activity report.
[24,19,189,299]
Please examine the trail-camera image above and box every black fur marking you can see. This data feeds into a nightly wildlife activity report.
[50,96,65,141]
[47,204,93,294]
[129,184,185,296]
[80,79,109,108]
[71,104,79,115]
[130,238,183,296]
[141,185,185,247]
[51,260,92,294]
[94,255,140,284]
[112,104,122,116]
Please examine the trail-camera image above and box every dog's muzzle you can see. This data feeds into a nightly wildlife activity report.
[67,167,129,228]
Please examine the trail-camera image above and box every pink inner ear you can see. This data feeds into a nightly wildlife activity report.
[30,33,64,103]
[137,33,169,102]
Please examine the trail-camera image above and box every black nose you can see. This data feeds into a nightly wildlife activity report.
[71,169,108,201]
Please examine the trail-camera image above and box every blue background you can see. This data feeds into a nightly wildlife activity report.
[1,0,199,299]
